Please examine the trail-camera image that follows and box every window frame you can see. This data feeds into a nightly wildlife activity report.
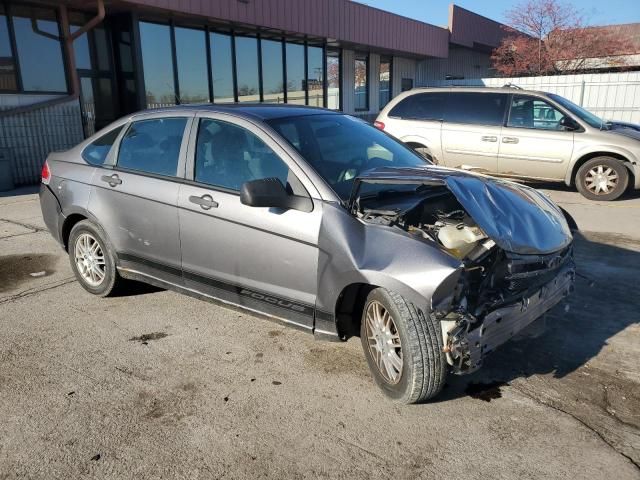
[378,55,392,110]
[506,93,577,132]
[184,112,320,200]
[326,48,342,111]
[354,52,369,112]
[2,2,69,94]
[80,123,126,165]
[104,113,194,181]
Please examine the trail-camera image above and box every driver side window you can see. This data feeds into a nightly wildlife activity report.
[508,95,566,130]
[194,119,290,191]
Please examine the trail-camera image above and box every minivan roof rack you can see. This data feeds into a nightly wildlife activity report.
[503,83,523,89]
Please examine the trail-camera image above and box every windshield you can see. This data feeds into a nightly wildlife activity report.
[548,93,606,129]
[267,114,428,200]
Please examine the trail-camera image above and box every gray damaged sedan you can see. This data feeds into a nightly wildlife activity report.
[40,105,575,403]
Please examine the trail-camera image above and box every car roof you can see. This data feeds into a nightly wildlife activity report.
[131,103,340,121]
[402,86,551,96]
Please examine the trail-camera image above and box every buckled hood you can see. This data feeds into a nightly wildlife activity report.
[349,166,573,255]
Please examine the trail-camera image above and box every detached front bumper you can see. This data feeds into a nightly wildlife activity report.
[448,262,575,373]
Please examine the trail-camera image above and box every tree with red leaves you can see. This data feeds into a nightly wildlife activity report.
[492,0,634,76]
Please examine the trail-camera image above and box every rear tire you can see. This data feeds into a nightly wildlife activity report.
[360,288,447,403]
[68,220,120,297]
[575,157,628,201]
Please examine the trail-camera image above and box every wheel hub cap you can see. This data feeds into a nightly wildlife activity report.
[74,233,106,287]
[365,301,403,384]
[585,165,618,195]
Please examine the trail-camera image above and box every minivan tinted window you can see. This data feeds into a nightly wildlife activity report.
[389,93,445,121]
[117,118,187,177]
[444,92,507,126]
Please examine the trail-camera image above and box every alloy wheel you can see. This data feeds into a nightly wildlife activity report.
[365,300,403,384]
[74,233,106,287]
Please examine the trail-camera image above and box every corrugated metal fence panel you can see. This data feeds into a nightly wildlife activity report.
[0,97,84,185]
[420,71,640,123]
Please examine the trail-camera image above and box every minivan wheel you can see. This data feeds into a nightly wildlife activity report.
[68,220,120,296]
[576,157,629,201]
[414,147,435,163]
[360,288,447,403]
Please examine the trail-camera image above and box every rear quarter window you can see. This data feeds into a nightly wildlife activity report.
[82,126,124,165]
[389,93,445,121]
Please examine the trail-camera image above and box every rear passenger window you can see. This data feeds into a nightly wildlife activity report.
[117,118,187,176]
[195,119,289,191]
[82,126,124,165]
[389,93,445,121]
[444,92,507,126]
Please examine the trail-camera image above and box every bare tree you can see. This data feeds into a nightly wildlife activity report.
[492,0,633,76]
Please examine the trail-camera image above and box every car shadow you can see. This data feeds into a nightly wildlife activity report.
[114,279,164,297]
[434,229,640,402]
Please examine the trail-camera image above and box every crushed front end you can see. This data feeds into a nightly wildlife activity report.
[350,167,576,374]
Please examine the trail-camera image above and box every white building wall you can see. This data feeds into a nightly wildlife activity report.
[417,47,495,85]
[392,57,417,98]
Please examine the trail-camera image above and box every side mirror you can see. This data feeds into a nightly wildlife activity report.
[559,116,579,131]
[240,178,313,213]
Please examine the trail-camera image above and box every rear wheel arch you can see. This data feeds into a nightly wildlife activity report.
[61,213,88,251]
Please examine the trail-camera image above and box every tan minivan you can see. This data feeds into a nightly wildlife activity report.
[375,87,640,200]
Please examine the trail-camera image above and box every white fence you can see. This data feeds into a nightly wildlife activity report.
[420,71,640,123]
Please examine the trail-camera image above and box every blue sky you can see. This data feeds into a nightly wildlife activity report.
[358,0,640,27]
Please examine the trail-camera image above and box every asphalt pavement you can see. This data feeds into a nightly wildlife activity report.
[0,184,638,479]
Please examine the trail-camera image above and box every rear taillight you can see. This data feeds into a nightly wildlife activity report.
[374,121,385,130]
[41,160,51,185]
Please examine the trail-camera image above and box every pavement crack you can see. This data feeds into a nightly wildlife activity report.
[0,218,46,232]
[511,384,640,471]
[0,277,76,304]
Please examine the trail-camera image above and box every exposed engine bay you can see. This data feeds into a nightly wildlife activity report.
[355,185,575,373]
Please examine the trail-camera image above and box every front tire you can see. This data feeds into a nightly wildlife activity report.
[68,220,120,297]
[360,288,447,403]
[575,157,628,201]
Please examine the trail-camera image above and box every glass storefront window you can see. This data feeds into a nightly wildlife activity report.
[139,22,175,108]
[210,32,234,102]
[0,6,18,91]
[326,49,340,110]
[235,36,259,102]
[285,42,305,105]
[354,53,368,111]
[307,46,324,107]
[379,56,392,109]
[261,39,284,104]
[11,6,66,92]
[175,27,209,104]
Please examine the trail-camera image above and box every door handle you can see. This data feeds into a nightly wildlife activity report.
[481,135,497,142]
[100,174,122,187]
[502,137,519,144]
[189,194,218,210]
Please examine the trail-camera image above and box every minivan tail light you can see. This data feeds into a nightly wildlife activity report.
[374,121,385,130]
[41,160,51,185]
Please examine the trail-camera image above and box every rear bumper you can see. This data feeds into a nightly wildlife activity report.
[39,184,64,247]
[453,262,575,372]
